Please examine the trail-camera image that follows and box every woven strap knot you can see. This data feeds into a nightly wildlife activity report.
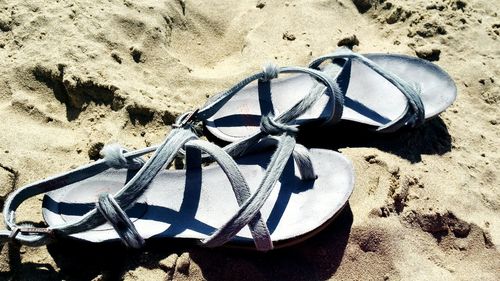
[101,144,144,170]
[260,115,298,136]
[260,63,279,81]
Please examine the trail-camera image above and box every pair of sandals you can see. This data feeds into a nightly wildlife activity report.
[1,47,456,251]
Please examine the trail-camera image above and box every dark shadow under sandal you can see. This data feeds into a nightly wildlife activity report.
[204,47,457,142]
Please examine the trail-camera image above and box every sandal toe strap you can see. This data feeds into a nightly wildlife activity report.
[309,47,425,132]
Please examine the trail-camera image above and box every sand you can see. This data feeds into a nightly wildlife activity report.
[0,0,499,280]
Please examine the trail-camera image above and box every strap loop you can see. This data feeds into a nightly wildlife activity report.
[260,63,279,81]
[101,144,145,170]
[96,193,145,249]
[260,115,298,136]
[292,144,317,181]
[173,108,200,128]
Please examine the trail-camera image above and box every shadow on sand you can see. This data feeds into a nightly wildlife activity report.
[0,242,60,281]
[2,206,352,281]
[296,117,452,163]
[204,116,452,164]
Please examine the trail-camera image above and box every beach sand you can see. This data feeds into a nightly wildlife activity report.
[0,0,499,280]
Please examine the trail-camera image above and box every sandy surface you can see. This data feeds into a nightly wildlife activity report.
[0,0,499,280]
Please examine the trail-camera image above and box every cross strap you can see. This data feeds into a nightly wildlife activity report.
[184,140,273,251]
[1,126,196,246]
[172,63,343,169]
[309,47,425,132]
[211,80,334,161]
[195,64,344,127]
[202,130,298,247]
[90,138,276,250]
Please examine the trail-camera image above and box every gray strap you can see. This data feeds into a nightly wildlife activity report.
[185,140,273,251]
[176,64,342,163]
[236,136,317,181]
[1,146,155,246]
[222,82,331,160]
[57,127,197,235]
[292,143,317,180]
[96,193,145,248]
[309,47,425,132]
[260,114,298,135]
[101,144,145,170]
[261,63,279,81]
[172,76,332,177]
[260,115,316,179]
[2,127,196,246]
[196,65,344,126]
[202,131,297,248]
[277,69,343,126]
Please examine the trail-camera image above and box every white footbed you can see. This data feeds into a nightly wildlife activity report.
[42,148,354,246]
[205,54,457,142]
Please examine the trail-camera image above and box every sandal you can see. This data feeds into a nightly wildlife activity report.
[203,47,457,142]
[1,66,354,251]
